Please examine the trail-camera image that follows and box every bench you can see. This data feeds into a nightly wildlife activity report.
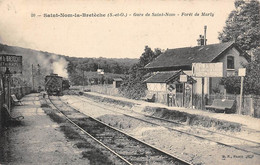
[11,94,22,105]
[2,104,24,124]
[141,93,156,102]
[205,99,235,113]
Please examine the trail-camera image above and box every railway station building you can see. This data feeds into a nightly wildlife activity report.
[144,41,251,107]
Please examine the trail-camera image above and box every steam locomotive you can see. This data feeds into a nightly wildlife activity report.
[45,73,70,96]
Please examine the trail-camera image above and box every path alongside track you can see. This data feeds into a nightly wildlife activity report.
[0,93,88,165]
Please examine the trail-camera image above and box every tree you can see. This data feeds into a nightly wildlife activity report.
[220,48,260,95]
[120,46,162,99]
[139,46,156,67]
[219,0,260,95]
[218,0,260,52]
[244,48,260,95]
[220,76,241,94]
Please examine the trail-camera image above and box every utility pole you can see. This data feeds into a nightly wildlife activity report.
[201,25,207,110]
[32,64,34,91]
[8,75,11,110]
[4,68,12,111]
[2,74,5,103]
[201,77,204,109]
[82,70,85,91]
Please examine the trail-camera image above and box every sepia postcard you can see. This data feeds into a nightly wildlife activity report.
[0,0,259,165]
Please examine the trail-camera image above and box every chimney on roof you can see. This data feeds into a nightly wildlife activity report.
[197,35,205,46]
[204,25,207,45]
[197,25,207,46]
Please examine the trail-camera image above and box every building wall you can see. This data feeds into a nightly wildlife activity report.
[189,47,249,95]
[147,83,167,92]
[192,77,210,95]
[209,47,249,94]
[217,47,248,77]
[146,47,249,96]
[183,70,209,95]
[113,81,122,88]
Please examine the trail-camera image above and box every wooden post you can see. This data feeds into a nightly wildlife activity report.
[0,75,3,129]
[239,76,244,115]
[2,74,6,103]
[250,95,254,117]
[183,82,185,107]
[8,78,11,111]
[238,68,246,115]
[32,64,34,91]
[191,83,194,109]
[82,71,85,91]
[201,77,204,110]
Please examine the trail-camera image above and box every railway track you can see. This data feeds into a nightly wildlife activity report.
[48,95,192,165]
[65,94,260,156]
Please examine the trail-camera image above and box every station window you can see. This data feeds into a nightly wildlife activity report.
[176,84,183,93]
[227,56,235,69]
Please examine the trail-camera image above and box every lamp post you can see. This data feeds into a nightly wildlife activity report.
[5,68,12,111]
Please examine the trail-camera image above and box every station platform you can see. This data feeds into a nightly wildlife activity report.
[83,92,260,132]
[1,92,259,164]
[0,93,87,165]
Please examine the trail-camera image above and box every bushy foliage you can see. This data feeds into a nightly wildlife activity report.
[220,48,260,95]
[66,57,138,85]
[219,0,260,95]
[244,49,260,95]
[220,76,241,94]
[119,46,162,99]
[218,0,260,51]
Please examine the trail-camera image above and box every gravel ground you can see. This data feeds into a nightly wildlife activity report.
[61,95,260,165]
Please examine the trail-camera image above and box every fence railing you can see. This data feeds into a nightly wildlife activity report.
[78,85,260,118]
[208,94,260,117]
[0,92,3,130]
[145,91,260,118]
[89,85,121,97]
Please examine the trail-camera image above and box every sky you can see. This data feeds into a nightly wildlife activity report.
[0,0,236,59]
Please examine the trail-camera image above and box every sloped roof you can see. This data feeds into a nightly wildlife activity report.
[145,42,249,69]
[144,70,196,84]
[144,70,181,83]
[113,78,123,81]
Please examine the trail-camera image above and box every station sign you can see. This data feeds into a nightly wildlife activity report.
[0,54,23,74]
[192,62,223,77]
[238,68,246,77]
[179,75,187,82]
[97,69,104,73]
[97,69,104,75]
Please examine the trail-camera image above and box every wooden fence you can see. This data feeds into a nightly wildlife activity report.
[89,85,121,97]
[207,94,260,117]
[145,91,260,118]
[77,85,260,118]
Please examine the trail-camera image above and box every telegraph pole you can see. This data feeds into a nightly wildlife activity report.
[32,64,34,91]
[82,70,85,91]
